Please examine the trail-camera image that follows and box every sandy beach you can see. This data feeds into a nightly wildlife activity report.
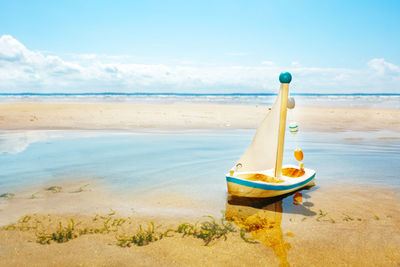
[0,179,399,266]
[0,102,399,132]
[0,102,400,266]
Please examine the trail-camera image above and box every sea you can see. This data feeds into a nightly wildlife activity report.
[0,93,400,108]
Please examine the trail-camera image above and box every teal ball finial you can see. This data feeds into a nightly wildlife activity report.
[279,72,292,83]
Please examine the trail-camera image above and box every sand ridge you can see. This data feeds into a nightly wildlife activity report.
[0,102,399,132]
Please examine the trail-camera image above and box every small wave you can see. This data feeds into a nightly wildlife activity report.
[0,93,399,108]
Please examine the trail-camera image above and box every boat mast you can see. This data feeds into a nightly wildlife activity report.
[274,72,292,177]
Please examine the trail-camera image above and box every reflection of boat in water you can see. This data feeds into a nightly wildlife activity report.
[226,72,316,198]
[225,195,291,267]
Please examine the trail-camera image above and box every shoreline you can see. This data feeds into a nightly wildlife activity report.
[2,177,399,226]
[1,177,399,223]
[0,102,399,132]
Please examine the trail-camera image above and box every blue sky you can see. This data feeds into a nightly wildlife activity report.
[0,0,399,93]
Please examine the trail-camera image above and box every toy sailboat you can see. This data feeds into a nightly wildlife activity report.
[226,72,316,198]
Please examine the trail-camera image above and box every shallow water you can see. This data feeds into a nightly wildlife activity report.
[1,130,399,266]
[1,129,399,194]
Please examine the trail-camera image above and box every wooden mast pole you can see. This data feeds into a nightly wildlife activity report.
[275,72,292,178]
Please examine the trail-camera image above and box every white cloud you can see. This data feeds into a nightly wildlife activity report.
[0,35,399,93]
[261,61,275,66]
[367,58,400,77]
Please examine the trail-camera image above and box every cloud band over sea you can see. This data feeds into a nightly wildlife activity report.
[0,35,399,94]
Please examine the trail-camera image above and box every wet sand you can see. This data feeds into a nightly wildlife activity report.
[0,180,399,266]
[0,102,399,132]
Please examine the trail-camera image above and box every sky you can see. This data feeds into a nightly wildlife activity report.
[0,0,399,93]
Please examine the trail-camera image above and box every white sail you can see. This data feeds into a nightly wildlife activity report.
[235,89,283,172]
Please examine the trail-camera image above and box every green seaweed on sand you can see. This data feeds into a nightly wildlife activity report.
[174,215,236,246]
[108,209,116,216]
[111,218,126,227]
[343,213,354,221]
[0,192,15,199]
[118,216,236,247]
[21,215,31,223]
[239,228,258,244]
[93,214,100,221]
[175,222,197,237]
[316,210,335,223]
[3,214,250,247]
[36,219,78,244]
[32,214,127,244]
[3,215,33,231]
[118,222,163,247]
[45,186,62,193]
[93,211,115,221]
[94,217,112,233]
[29,192,40,199]
[2,208,388,249]
[69,184,90,193]
[316,209,327,221]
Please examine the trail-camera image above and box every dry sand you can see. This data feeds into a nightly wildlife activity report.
[0,102,399,132]
[0,180,399,266]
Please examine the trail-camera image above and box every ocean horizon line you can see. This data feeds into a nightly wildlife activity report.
[1,92,399,97]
